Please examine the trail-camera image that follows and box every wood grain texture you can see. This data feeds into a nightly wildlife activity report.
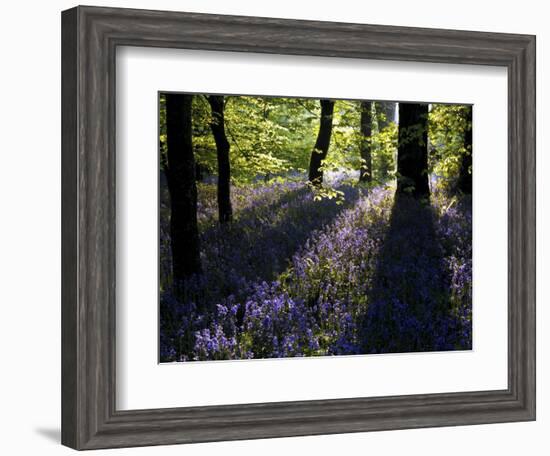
[61,5,536,450]
[61,7,78,449]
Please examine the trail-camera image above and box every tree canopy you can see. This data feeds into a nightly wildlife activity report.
[160,94,471,193]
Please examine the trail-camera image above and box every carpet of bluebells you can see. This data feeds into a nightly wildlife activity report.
[160,178,472,362]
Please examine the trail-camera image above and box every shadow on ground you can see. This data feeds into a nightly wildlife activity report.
[360,193,457,353]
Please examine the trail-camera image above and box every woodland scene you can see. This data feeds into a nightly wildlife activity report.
[159,93,472,362]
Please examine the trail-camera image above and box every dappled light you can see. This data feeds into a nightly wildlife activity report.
[159,93,472,362]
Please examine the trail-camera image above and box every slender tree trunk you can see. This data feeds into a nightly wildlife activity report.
[359,101,373,183]
[165,93,202,287]
[376,101,397,131]
[457,105,473,194]
[207,95,233,223]
[396,103,430,198]
[308,99,335,185]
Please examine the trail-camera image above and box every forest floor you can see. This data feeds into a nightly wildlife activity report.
[160,178,472,362]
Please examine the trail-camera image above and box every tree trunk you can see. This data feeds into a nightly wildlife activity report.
[308,99,335,185]
[207,95,233,223]
[165,93,202,287]
[376,101,397,130]
[359,101,373,183]
[396,103,430,198]
[457,105,473,194]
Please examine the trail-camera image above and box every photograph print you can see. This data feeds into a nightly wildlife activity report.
[159,93,472,362]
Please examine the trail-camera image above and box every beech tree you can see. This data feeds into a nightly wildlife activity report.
[165,93,202,286]
[308,99,335,185]
[207,95,233,223]
[396,103,430,198]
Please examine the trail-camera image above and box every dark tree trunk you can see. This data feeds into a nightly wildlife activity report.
[308,99,335,185]
[165,93,202,287]
[457,105,473,194]
[359,101,373,183]
[376,101,397,130]
[207,95,233,223]
[396,103,430,198]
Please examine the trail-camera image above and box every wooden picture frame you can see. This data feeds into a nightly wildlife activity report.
[61,5,536,450]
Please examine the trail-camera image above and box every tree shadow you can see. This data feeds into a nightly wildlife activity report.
[195,184,362,304]
[360,193,466,353]
[159,182,362,361]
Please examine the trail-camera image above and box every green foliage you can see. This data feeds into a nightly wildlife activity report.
[308,181,346,205]
[159,94,218,174]
[428,104,471,185]
[330,100,362,171]
[191,96,218,174]
[318,100,397,187]
[160,94,468,197]
[222,96,318,183]
[371,118,397,183]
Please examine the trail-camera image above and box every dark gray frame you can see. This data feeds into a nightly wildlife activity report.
[61,5,536,450]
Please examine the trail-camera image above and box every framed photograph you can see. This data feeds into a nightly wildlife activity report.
[61,5,536,450]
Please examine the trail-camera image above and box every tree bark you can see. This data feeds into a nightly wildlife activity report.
[359,101,373,183]
[376,101,397,130]
[457,105,473,194]
[165,93,202,287]
[207,95,233,223]
[396,103,430,198]
[308,99,335,185]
